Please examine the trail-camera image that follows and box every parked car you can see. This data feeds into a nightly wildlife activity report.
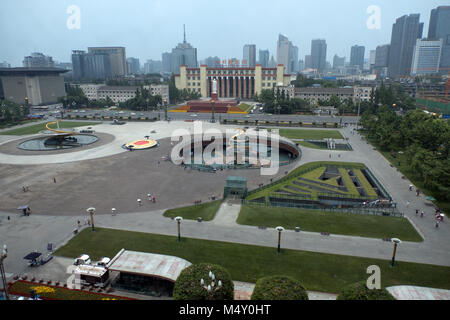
[74,254,91,266]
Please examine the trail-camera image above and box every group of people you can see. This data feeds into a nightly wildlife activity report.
[410,185,444,229]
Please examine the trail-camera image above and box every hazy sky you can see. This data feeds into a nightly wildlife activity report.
[0,0,448,67]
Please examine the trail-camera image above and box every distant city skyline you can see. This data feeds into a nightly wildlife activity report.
[0,0,448,67]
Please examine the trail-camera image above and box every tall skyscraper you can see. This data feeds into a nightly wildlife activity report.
[350,45,365,70]
[204,56,221,68]
[333,55,345,69]
[304,55,312,69]
[259,50,269,68]
[375,45,390,68]
[144,60,162,74]
[243,44,256,67]
[126,57,140,74]
[87,47,127,77]
[71,50,111,79]
[268,55,277,68]
[277,34,298,73]
[162,52,172,73]
[411,39,443,75]
[170,25,198,74]
[428,6,450,73]
[387,14,423,78]
[23,52,55,68]
[311,39,327,73]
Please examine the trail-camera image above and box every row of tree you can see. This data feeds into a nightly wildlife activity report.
[117,87,162,111]
[360,105,450,202]
[0,100,30,125]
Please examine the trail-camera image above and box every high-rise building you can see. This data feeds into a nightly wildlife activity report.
[375,45,390,68]
[87,47,127,77]
[333,55,345,69]
[369,50,376,70]
[169,25,198,74]
[411,39,443,75]
[259,50,269,68]
[428,6,450,74]
[304,55,312,69]
[23,52,55,68]
[144,60,162,74]
[350,45,365,70]
[71,50,111,79]
[277,34,298,73]
[311,39,327,72]
[162,52,172,73]
[243,44,256,67]
[126,57,140,74]
[298,59,304,71]
[387,14,423,78]
[0,61,11,68]
[268,55,277,68]
[204,56,221,68]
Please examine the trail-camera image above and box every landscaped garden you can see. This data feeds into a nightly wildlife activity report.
[54,228,450,293]
[246,162,385,205]
[0,121,101,135]
[236,205,422,241]
[163,200,222,221]
[8,280,134,300]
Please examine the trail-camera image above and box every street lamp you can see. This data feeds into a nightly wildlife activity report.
[86,207,96,231]
[200,270,222,299]
[0,244,9,300]
[276,226,284,254]
[175,216,183,242]
[164,99,168,121]
[391,238,402,267]
[211,99,215,123]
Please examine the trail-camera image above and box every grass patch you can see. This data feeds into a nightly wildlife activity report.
[237,103,253,113]
[54,228,448,293]
[163,200,222,221]
[0,121,101,135]
[279,129,343,140]
[236,205,422,242]
[296,140,326,150]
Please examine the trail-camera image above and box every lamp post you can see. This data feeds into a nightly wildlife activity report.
[211,99,215,123]
[164,99,168,121]
[86,207,96,231]
[0,244,9,300]
[175,216,183,242]
[200,270,222,299]
[276,226,284,254]
[391,238,402,267]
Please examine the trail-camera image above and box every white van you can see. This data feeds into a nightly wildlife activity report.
[74,254,91,266]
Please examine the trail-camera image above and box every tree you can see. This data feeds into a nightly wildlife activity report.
[173,263,234,300]
[337,281,395,300]
[251,276,309,300]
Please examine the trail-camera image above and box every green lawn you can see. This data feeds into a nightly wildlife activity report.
[54,228,450,293]
[237,205,422,242]
[237,103,253,113]
[163,200,222,221]
[279,129,343,140]
[0,121,101,135]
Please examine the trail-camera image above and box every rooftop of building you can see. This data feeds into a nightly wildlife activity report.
[0,67,69,76]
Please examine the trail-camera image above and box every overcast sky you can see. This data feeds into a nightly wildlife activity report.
[0,0,448,66]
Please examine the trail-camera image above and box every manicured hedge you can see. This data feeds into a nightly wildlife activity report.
[337,281,395,300]
[251,275,308,300]
[173,263,234,300]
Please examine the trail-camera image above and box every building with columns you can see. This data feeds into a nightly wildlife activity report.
[174,64,291,99]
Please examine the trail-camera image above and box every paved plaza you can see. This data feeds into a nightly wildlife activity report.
[0,119,449,299]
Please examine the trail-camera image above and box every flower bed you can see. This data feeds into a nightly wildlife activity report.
[8,280,135,300]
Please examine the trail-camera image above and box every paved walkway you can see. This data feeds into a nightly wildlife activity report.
[212,203,241,227]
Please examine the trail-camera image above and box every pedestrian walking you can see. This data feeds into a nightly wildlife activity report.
[77,220,81,228]
[53,177,56,183]
[152,196,156,203]
[409,185,413,191]
[435,220,440,229]
[415,209,419,216]
[420,210,424,218]
[416,189,420,197]
[23,186,26,192]
[406,201,410,208]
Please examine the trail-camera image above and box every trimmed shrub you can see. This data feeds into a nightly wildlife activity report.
[337,281,395,300]
[334,122,338,128]
[251,275,308,300]
[312,121,316,127]
[173,263,234,300]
